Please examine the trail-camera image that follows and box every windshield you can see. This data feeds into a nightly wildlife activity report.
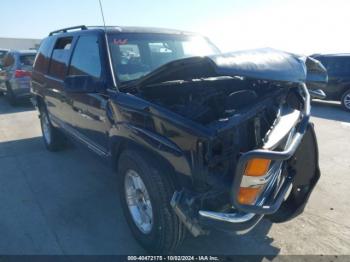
[108,33,220,83]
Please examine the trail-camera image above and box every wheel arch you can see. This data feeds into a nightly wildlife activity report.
[111,137,191,190]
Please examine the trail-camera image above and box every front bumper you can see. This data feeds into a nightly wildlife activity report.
[172,84,321,235]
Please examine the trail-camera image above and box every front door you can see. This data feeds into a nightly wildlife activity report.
[66,34,110,155]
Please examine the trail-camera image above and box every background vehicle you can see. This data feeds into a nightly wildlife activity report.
[0,49,9,66]
[0,49,9,95]
[311,54,350,111]
[31,26,325,253]
[0,50,36,105]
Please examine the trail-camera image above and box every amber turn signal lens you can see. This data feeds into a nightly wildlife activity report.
[238,187,262,205]
[244,158,271,177]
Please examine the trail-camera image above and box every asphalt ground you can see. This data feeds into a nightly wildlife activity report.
[0,96,349,255]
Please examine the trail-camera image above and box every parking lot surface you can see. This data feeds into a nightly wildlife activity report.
[0,96,349,255]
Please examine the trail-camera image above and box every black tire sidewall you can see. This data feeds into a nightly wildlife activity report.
[40,107,52,149]
[6,83,16,105]
[117,150,173,252]
[39,105,62,151]
[341,90,350,112]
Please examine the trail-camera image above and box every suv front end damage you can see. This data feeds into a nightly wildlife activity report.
[161,49,326,236]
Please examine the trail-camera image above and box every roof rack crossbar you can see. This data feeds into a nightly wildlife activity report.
[49,25,88,36]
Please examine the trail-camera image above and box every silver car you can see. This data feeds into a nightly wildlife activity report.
[0,50,36,105]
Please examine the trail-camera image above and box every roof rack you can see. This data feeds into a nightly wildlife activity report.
[49,25,88,36]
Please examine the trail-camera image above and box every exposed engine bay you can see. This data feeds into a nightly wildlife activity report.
[138,76,295,125]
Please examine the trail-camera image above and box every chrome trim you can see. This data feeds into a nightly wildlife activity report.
[199,210,256,223]
[230,83,310,215]
[198,84,311,225]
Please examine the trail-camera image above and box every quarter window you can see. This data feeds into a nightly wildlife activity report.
[69,35,102,79]
[48,37,73,79]
[34,38,55,74]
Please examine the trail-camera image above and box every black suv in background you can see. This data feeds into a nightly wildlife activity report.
[311,54,350,111]
[31,25,326,253]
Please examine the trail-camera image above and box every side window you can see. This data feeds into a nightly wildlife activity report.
[325,58,350,76]
[34,38,54,74]
[69,35,102,79]
[48,37,73,80]
[3,54,15,68]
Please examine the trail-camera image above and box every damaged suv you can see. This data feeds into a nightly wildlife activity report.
[31,26,327,253]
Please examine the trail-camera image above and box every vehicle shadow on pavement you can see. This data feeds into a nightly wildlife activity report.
[0,96,34,115]
[178,220,279,256]
[311,100,350,123]
[0,137,279,256]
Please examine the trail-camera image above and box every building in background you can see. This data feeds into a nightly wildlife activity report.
[0,37,41,50]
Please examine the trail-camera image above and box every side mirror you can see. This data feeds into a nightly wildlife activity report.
[309,89,326,100]
[64,75,105,93]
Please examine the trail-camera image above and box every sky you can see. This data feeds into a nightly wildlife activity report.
[1,0,349,55]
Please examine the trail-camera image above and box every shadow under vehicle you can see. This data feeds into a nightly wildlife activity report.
[311,53,350,111]
[31,25,327,253]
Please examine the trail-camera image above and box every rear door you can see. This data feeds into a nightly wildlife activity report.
[66,34,110,154]
[320,57,350,99]
[45,36,75,126]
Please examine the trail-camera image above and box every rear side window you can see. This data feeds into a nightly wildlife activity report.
[48,37,73,80]
[34,38,54,74]
[68,35,102,79]
[20,55,36,67]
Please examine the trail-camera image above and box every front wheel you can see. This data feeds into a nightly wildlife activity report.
[117,150,185,253]
[341,90,350,112]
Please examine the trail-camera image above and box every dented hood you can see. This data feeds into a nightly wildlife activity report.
[136,48,327,88]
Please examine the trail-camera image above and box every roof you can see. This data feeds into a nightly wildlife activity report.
[9,50,37,55]
[91,26,195,35]
[312,53,350,58]
[49,25,197,36]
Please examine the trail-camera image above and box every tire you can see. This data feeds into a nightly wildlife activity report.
[6,82,17,106]
[341,89,350,112]
[117,150,185,254]
[39,104,65,151]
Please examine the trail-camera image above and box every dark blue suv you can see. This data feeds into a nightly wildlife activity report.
[311,54,350,111]
[31,25,325,253]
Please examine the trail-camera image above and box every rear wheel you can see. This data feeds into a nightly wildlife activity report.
[6,82,17,106]
[117,150,185,253]
[39,104,65,151]
[341,90,350,112]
